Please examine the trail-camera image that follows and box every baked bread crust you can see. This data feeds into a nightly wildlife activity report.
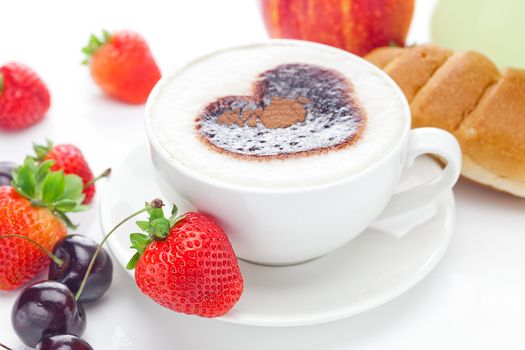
[365,46,525,197]
[365,46,405,68]
[384,44,452,102]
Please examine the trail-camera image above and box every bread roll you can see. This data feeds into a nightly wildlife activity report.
[384,45,452,102]
[365,45,525,197]
[365,46,405,68]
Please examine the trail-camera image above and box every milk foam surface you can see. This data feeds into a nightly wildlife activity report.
[148,42,408,189]
[197,63,365,158]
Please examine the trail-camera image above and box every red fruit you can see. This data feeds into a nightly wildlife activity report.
[259,0,414,56]
[34,142,97,204]
[128,202,243,318]
[0,159,87,290]
[0,187,67,290]
[0,62,50,130]
[83,30,161,104]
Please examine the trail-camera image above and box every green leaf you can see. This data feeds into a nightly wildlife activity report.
[36,160,54,184]
[42,170,66,203]
[55,199,79,212]
[9,152,87,229]
[136,220,150,231]
[55,211,78,230]
[170,204,178,218]
[33,140,53,161]
[82,31,110,64]
[130,233,151,255]
[16,161,37,198]
[59,174,84,201]
[70,204,89,213]
[127,252,141,270]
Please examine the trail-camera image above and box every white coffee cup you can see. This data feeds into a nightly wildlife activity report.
[145,40,462,266]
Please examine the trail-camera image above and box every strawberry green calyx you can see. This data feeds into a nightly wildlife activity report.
[126,200,185,270]
[75,198,164,300]
[32,139,54,161]
[82,30,111,65]
[11,157,88,229]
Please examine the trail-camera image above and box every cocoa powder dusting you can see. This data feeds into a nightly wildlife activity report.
[195,63,366,159]
[216,97,308,129]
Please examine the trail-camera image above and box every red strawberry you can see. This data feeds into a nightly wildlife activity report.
[82,30,161,104]
[0,62,50,131]
[33,141,108,205]
[127,200,244,317]
[0,158,87,290]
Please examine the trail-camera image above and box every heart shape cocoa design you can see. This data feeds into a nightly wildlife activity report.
[196,63,366,159]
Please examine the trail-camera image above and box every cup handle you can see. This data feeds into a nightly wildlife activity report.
[374,127,462,220]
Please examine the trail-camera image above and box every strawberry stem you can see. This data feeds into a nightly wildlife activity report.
[0,73,4,96]
[74,198,165,300]
[84,168,111,188]
[0,341,13,350]
[0,234,63,267]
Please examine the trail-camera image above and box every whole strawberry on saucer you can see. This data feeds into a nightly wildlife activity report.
[0,62,50,131]
[32,140,110,204]
[127,199,244,317]
[82,30,161,104]
[0,158,87,290]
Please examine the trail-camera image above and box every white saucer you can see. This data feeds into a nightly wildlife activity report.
[100,143,455,327]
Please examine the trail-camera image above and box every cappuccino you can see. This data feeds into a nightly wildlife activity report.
[147,41,408,189]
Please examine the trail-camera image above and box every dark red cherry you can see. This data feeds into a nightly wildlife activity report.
[11,281,86,348]
[49,235,113,303]
[0,161,17,186]
[36,334,93,350]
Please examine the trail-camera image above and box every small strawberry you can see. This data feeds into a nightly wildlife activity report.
[126,199,244,317]
[33,141,109,205]
[0,158,87,290]
[0,62,50,131]
[82,30,161,104]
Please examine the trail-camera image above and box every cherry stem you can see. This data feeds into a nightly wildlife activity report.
[75,198,164,300]
[0,234,63,267]
[84,168,111,188]
[0,341,13,350]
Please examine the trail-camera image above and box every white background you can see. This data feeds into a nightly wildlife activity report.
[1,1,525,349]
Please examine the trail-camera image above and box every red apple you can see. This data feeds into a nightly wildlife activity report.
[259,0,414,56]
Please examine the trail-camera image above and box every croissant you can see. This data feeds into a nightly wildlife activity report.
[365,45,525,198]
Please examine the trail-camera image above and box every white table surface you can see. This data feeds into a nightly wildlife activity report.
[1,1,525,349]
